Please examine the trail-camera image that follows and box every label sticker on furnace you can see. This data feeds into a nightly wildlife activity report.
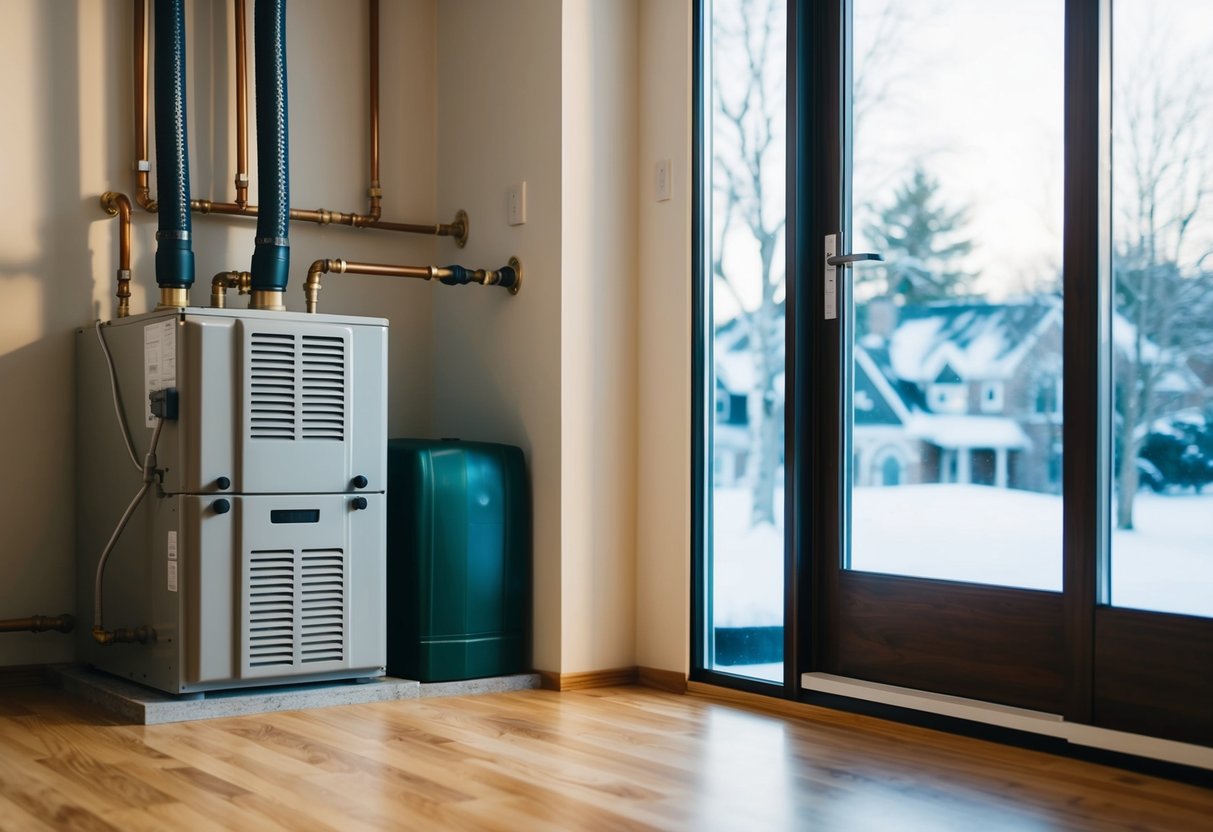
[144,319,177,427]
[167,530,178,592]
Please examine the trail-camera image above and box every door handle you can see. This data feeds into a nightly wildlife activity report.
[824,233,884,320]
[826,252,884,266]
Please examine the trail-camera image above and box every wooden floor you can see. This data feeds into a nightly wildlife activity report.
[0,683,1210,831]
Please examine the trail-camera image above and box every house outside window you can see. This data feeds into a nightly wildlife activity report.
[980,381,1004,413]
[928,383,966,413]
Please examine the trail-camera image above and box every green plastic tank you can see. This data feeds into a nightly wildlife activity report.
[386,439,530,682]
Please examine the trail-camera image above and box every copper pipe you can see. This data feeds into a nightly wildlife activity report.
[371,209,469,246]
[101,192,134,317]
[0,615,75,634]
[367,0,382,221]
[191,199,467,242]
[133,0,156,212]
[304,255,522,314]
[234,0,249,207]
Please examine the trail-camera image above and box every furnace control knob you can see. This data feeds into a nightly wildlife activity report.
[351,475,369,489]
[351,497,369,511]
[212,499,231,515]
[215,476,231,490]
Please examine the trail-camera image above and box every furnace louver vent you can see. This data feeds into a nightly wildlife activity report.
[247,330,347,442]
[249,332,297,439]
[300,548,345,663]
[301,335,346,441]
[243,547,347,676]
[247,550,296,668]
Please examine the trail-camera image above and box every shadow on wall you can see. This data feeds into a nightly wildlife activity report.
[0,1,96,662]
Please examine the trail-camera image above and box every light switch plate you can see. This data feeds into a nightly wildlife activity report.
[656,159,672,202]
[507,181,527,226]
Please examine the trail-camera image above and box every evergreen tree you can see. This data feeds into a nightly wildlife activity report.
[863,164,975,303]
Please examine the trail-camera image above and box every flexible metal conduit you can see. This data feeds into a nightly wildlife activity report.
[129,0,467,242]
[304,257,522,314]
[153,0,195,309]
[249,0,290,310]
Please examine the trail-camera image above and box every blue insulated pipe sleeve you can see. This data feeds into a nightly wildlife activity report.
[250,0,290,292]
[154,0,195,289]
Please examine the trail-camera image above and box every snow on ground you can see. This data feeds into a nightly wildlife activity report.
[712,484,1213,628]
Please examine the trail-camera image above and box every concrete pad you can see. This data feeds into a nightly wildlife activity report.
[50,665,540,725]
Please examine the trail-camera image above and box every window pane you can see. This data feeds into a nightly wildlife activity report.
[847,0,1064,589]
[706,0,786,682]
[1110,0,1213,617]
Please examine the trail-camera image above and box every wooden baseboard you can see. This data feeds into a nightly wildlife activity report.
[638,666,688,694]
[686,681,852,725]
[0,665,48,688]
[538,667,639,691]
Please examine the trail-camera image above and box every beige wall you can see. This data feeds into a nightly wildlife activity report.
[560,0,639,673]
[433,0,565,671]
[435,0,640,675]
[2,0,692,677]
[0,0,438,666]
[635,0,693,674]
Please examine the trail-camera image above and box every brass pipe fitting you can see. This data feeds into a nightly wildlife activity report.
[0,614,75,634]
[157,288,189,310]
[250,289,286,311]
[305,259,336,313]
[92,624,151,646]
[101,192,134,317]
[211,270,251,308]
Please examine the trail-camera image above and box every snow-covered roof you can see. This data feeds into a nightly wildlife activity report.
[888,298,1061,383]
[907,414,1032,450]
[854,346,914,426]
[716,350,755,392]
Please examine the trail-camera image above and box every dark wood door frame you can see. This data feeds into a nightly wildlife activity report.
[796,0,1211,746]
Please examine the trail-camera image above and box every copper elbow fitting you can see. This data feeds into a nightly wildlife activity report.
[305,259,346,314]
[211,271,251,308]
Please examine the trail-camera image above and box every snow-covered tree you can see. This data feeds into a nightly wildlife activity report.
[711,0,786,527]
[862,164,976,303]
[1113,19,1213,529]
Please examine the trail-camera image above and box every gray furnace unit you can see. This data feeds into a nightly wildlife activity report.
[76,307,387,694]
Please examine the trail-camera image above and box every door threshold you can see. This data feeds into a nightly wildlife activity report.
[802,673,1213,771]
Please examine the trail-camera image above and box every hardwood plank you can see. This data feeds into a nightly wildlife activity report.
[0,683,1209,831]
[0,791,59,832]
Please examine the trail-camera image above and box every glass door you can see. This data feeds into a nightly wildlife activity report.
[1094,0,1213,746]
[695,0,1212,746]
[810,0,1070,713]
[695,0,789,688]
[799,0,1212,742]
